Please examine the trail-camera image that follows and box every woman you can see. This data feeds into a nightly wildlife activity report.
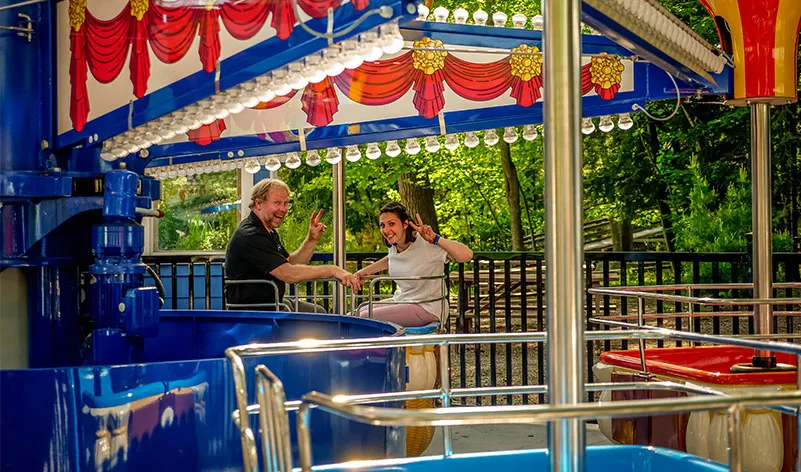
[354,202,473,327]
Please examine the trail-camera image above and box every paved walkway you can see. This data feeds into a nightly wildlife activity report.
[422,423,612,455]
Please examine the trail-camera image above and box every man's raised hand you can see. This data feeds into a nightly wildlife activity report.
[307,209,327,242]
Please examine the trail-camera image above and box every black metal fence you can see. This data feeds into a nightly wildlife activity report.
[143,251,801,405]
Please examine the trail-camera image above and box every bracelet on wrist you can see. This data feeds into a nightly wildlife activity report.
[433,234,441,245]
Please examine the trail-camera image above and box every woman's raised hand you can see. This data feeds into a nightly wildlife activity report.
[408,213,436,244]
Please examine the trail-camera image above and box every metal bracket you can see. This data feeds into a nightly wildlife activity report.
[0,13,34,42]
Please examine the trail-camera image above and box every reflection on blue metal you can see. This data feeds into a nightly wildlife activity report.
[199,202,241,215]
[1,311,404,471]
[311,446,729,472]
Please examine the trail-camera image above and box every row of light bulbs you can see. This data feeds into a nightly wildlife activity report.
[147,115,634,177]
[99,22,405,162]
[582,113,634,134]
[416,4,600,33]
[418,5,544,29]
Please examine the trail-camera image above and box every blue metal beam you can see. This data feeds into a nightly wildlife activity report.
[400,20,634,57]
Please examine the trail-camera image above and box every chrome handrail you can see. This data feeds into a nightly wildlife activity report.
[226,326,801,472]
[296,388,801,472]
[588,282,801,370]
[588,282,801,307]
[224,279,293,312]
[349,274,448,321]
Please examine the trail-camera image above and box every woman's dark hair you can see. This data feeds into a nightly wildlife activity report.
[379,202,416,247]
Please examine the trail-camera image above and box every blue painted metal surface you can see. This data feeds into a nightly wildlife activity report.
[0,0,53,173]
[401,21,635,57]
[87,169,160,364]
[1,311,404,471]
[56,1,418,151]
[199,202,241,215]
[311,446,729,472]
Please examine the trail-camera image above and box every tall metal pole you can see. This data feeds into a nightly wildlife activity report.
[543,0,585,470]
[332,162,347,314]
[750,102,774,366]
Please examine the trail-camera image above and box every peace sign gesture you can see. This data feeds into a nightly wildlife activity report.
[408,213,437,244]
[307,209,327,242]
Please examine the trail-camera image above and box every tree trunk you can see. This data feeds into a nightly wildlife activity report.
[398,171,439,233]
[610,219,633,251]
[499,141,525,250]
[645,121,676,252]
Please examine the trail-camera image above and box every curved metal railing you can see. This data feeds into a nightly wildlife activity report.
[588,282,801,371]
[225,321,801,472]
[350,274,448,321]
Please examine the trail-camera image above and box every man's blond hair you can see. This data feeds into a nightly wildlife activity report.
[249,178,291,210]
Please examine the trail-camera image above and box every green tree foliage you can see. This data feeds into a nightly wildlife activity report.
[157,171,239,250]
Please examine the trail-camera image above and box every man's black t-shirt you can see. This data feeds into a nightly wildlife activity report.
[225,212,290,307]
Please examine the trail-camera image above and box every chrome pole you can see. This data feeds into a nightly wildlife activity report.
[751,102,774,365]
[333,162,347,314]
[543,0,585,470]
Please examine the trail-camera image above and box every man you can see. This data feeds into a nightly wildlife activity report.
[225,178,360,312]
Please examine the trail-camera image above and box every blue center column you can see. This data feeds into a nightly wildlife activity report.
[88,169,160,365]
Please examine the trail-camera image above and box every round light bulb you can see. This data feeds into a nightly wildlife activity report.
[473,9,488,26]
[359,32,384,62]
[492,11,507,27]
[531,15,544,30]
[305,150,321,167]
[244,159,262,174]
[464,131,480,148]
[212,95,232,120]
[239,81,260,108]
[323,48,345,77]
[424,136,440,153]
[345,145,361,162]
[264,156,282,171]
[255,76,275,102]
[304,55,327,84]
[379,23,404,55]
[484,129,499,146]
[385,140,401,157]
[581,118,596,135]
[598,115,615,132]
[453,7,468,24]
[340,40,364,70]
[326,147,342,164]
[522,124,539,141]
[100,142,117,162]
[365,142,382,159]
[287,62,309,90]
[502,127,519,143]
[271,68,293,96]
[511,13,527,28]
[417,4,429,21]
[284,152,301,169]
[405,138,421,155]
[444,134,460,151]
[617,113,634,130]
[433,6,449,22]
[223,90,246,114]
